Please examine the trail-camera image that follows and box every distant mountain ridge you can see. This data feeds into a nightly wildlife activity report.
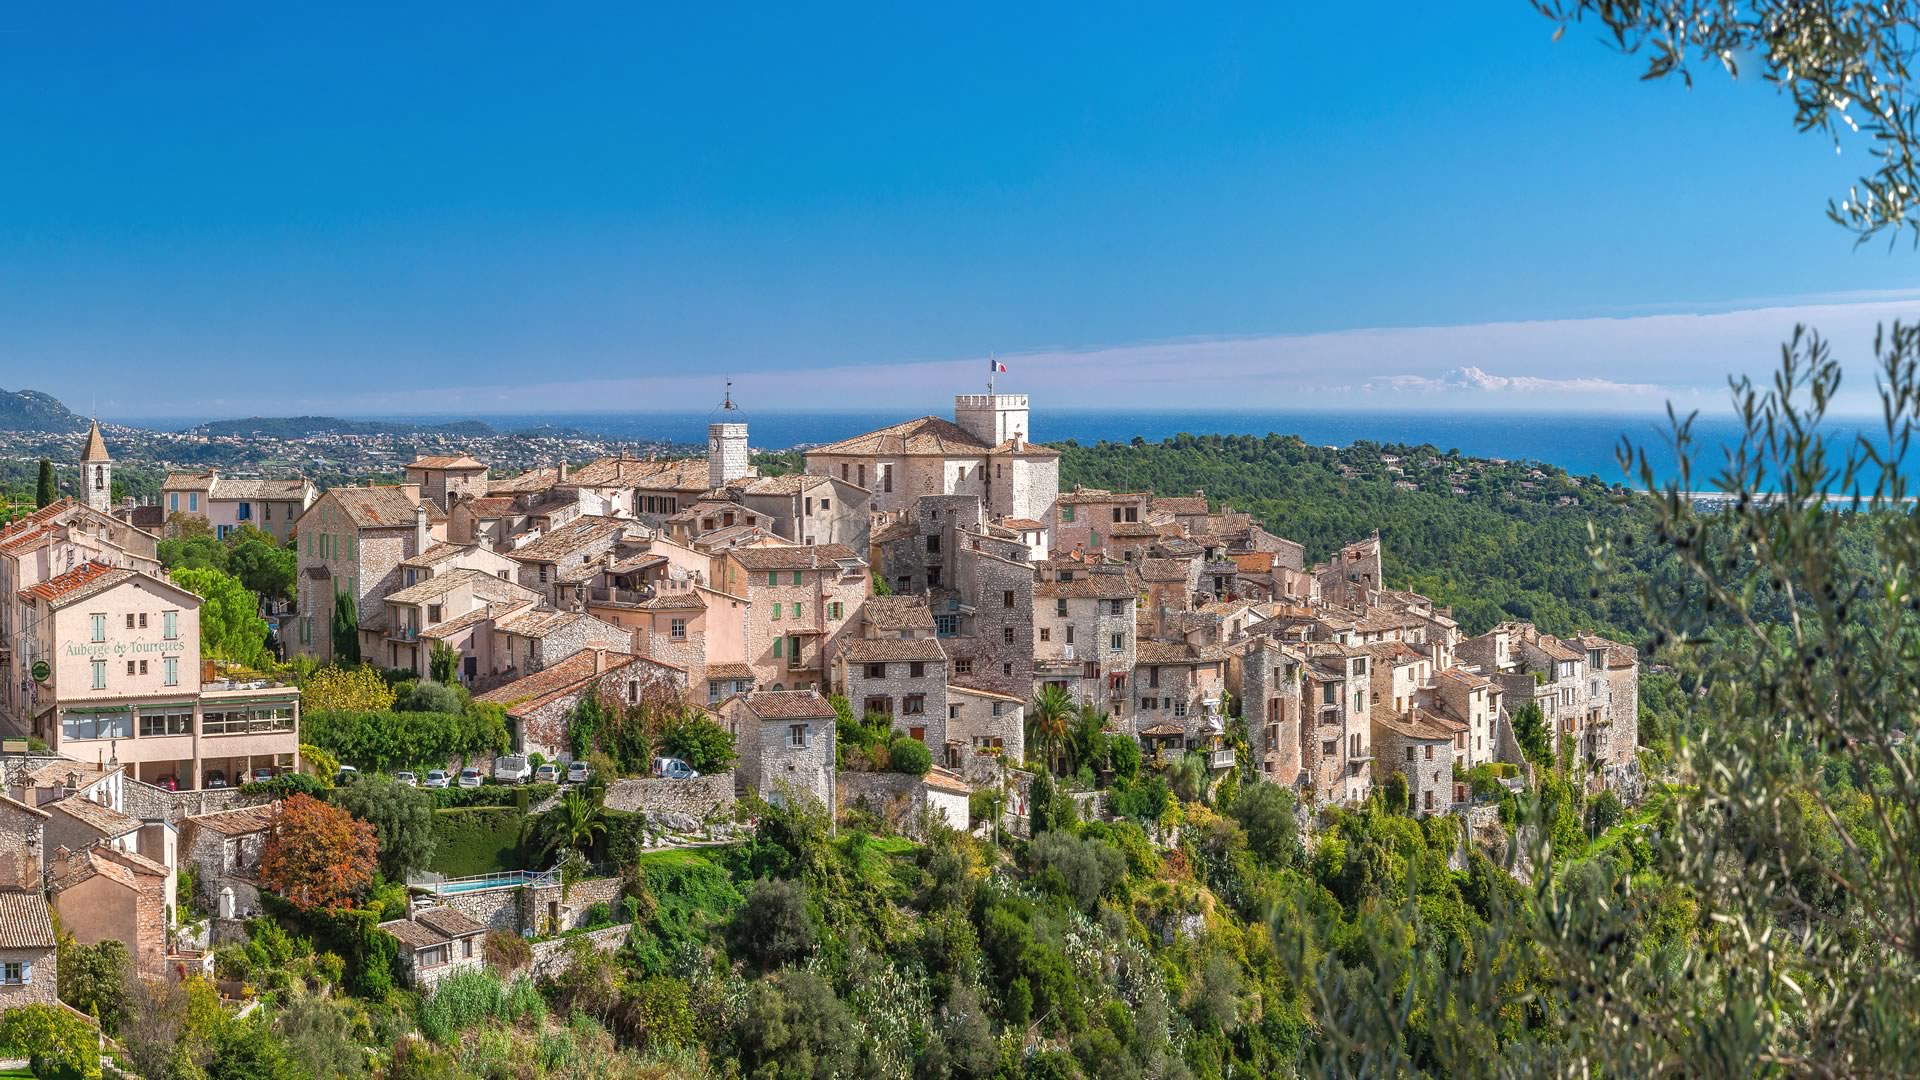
[186,415,498,438]
[0,388,89,433]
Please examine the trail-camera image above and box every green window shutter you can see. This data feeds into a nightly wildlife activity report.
[767,571,778,587]
[1062,505,1074,522]
[792,603,801,619]
[773,637,784,658]
[792,571,802,585]
[771,604,780,622]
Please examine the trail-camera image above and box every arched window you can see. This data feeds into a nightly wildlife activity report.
[93,466,103,487]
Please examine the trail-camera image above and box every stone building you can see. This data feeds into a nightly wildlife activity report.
[489,607,631,683]
[1131,639,1228,741]
[1431,666,1502,769]
[737,474,871,549]
[162,470,317,543]
[1575,632,1641,770]
[380,568,541,676]
[1457,621,1637,773]
[1298,643,1375,806]
[1032,563,1138,718]
[405,455,491,511]
[291,484,446,662]
[723,544,868,693]
[380,907,487,989]
[723,690,837,810]
[1314,534,1384,609]
[834,638,949,743]
[43,793,142,862]
[0,795,48,892]
[0,891,57,1008]
[943,683,1025,782]
[475,648,688,760]
[803,394,1060,523]
[505,515,632,608]
[179,802,275,918]
[1370,704,1462,817]
[1233,637,1304,785]
[49,844,175,976]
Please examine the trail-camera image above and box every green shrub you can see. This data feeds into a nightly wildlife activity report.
[888,734,932,775]
[430,807,527,876]
[418,967,508,1044]
[395,680,465,715]
[729,877,816,970]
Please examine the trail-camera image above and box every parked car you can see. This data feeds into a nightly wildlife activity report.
[424,769,451,789]
[565,761,590,784]
[493,755,531,784]
[154,774,178,792]
[205,770,228,789]
[251,767,275,784]
[395,771,418,787]
[334,765,360,785]
[651,756,700,780]
[534,763,560,783]
[458,768,483,789]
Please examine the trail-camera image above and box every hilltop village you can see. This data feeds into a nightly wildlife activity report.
[0,392,1640,1067]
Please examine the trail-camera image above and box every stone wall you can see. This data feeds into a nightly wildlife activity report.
[1373,725,1455,817]
[439,886,524,934]
[532,613,631,673]
[0,797,45,892]
[951,547,1034,699]
[602,773,735,822]
[528,924,628,980]
[842,659,948,744]
[0,945,55,1008]
[122,778,262,825]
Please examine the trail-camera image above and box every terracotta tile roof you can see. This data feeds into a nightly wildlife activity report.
[1135,640,1203,665]
[870,519,918,546]
[1058,489,1147,505]
[704,662,756,681]
[475,649,634,711]
[743,690,836,720]
[1363,640,1426,662]
[487,468,559,495]
[18,560,129,605]
[730,544,861,572]
[18,759,118,791]
[379,918,447,952]
[922,766,972,795]
[462,497,522,518]
[1138,558,1192,583]
[1436,666,1491,689]
[47,795,141,838]
[998,518,1047,530]
[506,516,626,563]
[863,596,935,631]
[408,454,487,471]
[946,682,1025,704]
[416,907,487,938]
[1138,722,1186,737]
[214,478,312,501]
[400,542,473,568]
[184,803,276,837]
[1574,632,1639,669]
[164,470,218,491]
[807,416,991,457]
[0,499,75,550]
[1231,552,1275,574]
[1153,495,1209,515]
[387,568,538,606]
[1035,575,1137,600]
[743,474,832,495]
[1533,635,1583,663]
[630,592,705,611]
[839,638,946,663]
[419,603,516,639]
[320,486,446,529]
[0,892,56,950]
[128,505,165,528]
[1373,703,1465,741]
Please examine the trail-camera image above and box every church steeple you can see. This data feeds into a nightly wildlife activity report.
[80,419,111,512]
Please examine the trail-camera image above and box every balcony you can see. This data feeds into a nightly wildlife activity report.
[1207,749,1236,770]
[588,585,654,606]
[389,625,421,642]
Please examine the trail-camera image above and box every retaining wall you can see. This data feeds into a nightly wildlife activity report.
[528,924,628,980]
[602,772,734,822]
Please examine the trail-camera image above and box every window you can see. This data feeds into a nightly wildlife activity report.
[428,604,442,623]
[126,613,135,629]
[126,660,136,676]
[138,660,147,675]
[926,535,940,554]
[628,681,639,704]
[90,614,106,642]
[953,658,972,675]
[0,962,23,985]
[828,602,842,619]
[164,657,178,686]
[1061,505,1075,522]
[1424,745,1434,760]
[1109,633,1123,653]
[463,937,474,959]
[1055,599,1068,617]
[927,568,941,586]
[670,618,687,640]
[903,694,925,715]
[935,614,957,636]
[1003,627,1015,645]
[1083,661,1099,680]
[789,724,809,749]
[1148,666,1160,689]
[1425,791,1435,811]
[1003,662,1013,676]
[1352,658,1368,675]
[841,463,849,480]
[1064,624,1074,645]
[1406,746,1416,762]
[773,637,784,658]
[139,710,192,737]
[1174,699,1188,717]
[771,604,781,622]
[64,709,130,740]
[1321,683,1335,705]
[1141,697,1154,711]
[1323,739,1338,757]
[882,464,893,493]
[864,663,887,679]
[992,701,1005,717]
[1112,507,1123,523]
[188,493,198,512]
[789,636,802,666]
[1002,589,1015,608]
[858,464,866,487]
[169,493,178,512]
[1109,599,1125,616]
[908,661,925,678]
[791,603,801,619]
[138,612,147,629]
[538,566,549,583]
[1038,627,1050,642]
[91,660,107,689]
[792,571,803,586]
[767,571,779,587]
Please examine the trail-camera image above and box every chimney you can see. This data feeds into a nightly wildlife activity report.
[558,460,570,482]
[592,649,606,675]
[414,504,429,554]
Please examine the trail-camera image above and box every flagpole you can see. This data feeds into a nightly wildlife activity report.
[988,351,995,395]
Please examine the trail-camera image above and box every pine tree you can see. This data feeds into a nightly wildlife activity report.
[34,459,54,508]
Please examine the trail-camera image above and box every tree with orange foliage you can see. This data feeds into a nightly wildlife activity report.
[257,793,378,912]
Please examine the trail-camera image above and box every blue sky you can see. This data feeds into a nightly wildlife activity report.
[3,3,1917,418]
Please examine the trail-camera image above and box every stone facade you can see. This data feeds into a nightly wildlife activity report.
[731,547,867,693]
[179,805,273,917]
[528,924,628,980]
[0,892,57,1008]
[837,768,972,836]
[50,846,173,977]
[943,684,1024,779]
[1234,639,1302,785]
[602,773,736,820]
[724,691,837,810]
[1372,710,1460,817]
[0,796,47,892]
[835,639,949,744]
[1033,567,1137,717]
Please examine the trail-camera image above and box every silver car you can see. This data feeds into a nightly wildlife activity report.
[458,768,483,789]
[423,769,451,789]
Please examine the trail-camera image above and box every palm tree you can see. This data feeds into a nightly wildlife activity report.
[1029,684,1075,775]
[1066,704,1110,778]
[539,789,607,859]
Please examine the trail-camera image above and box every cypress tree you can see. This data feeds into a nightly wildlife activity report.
[331,589,360,665]
[34,459,54,508]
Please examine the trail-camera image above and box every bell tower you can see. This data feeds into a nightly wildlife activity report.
[80,419,112,512]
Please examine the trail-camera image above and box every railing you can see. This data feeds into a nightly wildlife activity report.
[588,586,653,605]
[1208,749,1236,770]
[407,867,561,894]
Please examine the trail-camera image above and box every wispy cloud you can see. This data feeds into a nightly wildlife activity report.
[1372,366,1663,396]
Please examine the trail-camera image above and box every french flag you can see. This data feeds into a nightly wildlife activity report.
[990,358,1008,373]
